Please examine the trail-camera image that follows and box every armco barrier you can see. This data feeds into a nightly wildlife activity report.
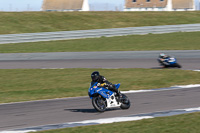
[0,23,200,44]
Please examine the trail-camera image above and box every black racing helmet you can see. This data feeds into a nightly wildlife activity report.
[91,71,100,81]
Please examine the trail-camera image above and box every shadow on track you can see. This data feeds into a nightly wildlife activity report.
[64,108,97,113]
[151,67,182,69]
[65,108,121,113]
[151,67,163,69]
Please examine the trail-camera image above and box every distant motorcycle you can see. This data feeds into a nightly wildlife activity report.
[157,57,181,68]
[88,82,131,112]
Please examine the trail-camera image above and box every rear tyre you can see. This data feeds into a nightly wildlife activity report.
[92,96,106,112]
[120,94,131,109]
[175,63,182,68]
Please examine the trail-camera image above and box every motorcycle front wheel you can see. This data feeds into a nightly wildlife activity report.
[92,96,106,112]
[120,94,131,109]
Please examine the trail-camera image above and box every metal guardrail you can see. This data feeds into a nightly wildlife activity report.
[0,23,200,44]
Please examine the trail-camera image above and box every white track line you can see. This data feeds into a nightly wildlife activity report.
[193,70,200,72]
[122,84,200,94]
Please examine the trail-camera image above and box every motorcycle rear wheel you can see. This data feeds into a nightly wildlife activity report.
[175,63,182,68]
[120,94,131,109]
[92,96,106,112]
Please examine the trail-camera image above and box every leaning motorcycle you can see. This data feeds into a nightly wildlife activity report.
[88,82,131,112]
[157,57,181,68]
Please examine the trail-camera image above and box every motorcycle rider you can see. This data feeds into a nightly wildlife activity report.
[158,53,171,64]
[159,53,170,60]
[91,71,122,98]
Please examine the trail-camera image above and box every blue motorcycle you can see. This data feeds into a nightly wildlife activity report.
[88,82,131,112]
[157,57,181,68]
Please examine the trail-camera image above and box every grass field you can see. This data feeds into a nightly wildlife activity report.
[1,31,200,53]
[35,112,200,133]
[1,11,200,34]
[1,68,200,103]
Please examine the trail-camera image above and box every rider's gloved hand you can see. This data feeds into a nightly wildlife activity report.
[103,84,109,87]
[109,84,115,88]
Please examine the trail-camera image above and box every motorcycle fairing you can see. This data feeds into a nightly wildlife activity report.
[158,57,177,66]
[106,93,121,108]
[167,57,177,65]
[88,82,114,99]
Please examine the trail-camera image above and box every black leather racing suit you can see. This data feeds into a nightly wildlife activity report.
[91,75,119,95]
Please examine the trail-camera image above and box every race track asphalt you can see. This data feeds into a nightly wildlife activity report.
[0,50,199,69]
[1,87,200,131]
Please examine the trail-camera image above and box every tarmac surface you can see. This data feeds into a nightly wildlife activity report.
[1,87,200,131]
[0,50,199,69]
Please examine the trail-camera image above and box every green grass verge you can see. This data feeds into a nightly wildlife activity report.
[1,11,200,34]
[1,68,200,103]
[1,31,200,53]
[35,112,200,133]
